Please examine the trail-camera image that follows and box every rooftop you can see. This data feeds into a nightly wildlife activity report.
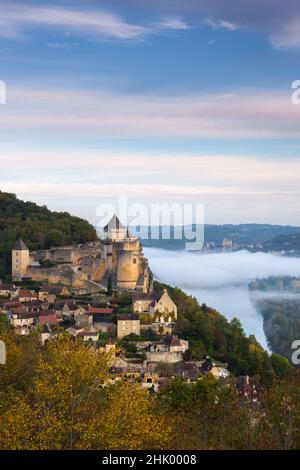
[13,239,28,251]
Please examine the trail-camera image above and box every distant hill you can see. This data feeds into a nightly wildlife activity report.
[137,224,300,250]
[0,191,98,279]
[263,232,300,253]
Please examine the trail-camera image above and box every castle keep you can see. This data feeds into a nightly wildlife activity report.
[12,215,152,293]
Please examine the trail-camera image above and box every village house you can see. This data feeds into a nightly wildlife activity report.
[82,306,116,334]
[87,306,114,322]
[75,311,93,328]
[83,330,99,342]
[178,362,200,383]
[142,372,159,392]
[18,289,38,303]
[117,314,140,339]
[39,285,71,302]
[37,312,60,328]
[0,282,18,298]
[9,310,39,329]
[133,289,177,324]
[2,300,23,310]
[145,335,189,364]
[54,300,85,317]
[66,325,85,338]
[200,358,230,380]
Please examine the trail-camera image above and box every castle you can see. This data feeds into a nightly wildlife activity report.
[12,215,152,293]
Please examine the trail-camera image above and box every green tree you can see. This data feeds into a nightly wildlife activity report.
[107,275,113,296]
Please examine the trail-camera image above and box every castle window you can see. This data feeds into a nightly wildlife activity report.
[133,258,137,264]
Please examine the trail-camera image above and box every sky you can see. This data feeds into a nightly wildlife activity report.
[1,0,300,225]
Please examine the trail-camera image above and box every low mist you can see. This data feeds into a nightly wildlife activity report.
[144,249,300,350]
[144,249,300,289]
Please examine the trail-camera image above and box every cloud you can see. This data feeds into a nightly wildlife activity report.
[1,181,298,200]
[2,143,300,224]
[156,18,190,30]
[0,3,151,41]
[46,42,76,49]
[269,17,300,49]
[122,0,300,49]
[2,85,300,139]
[206,19,241,31]
[2,146,300,188]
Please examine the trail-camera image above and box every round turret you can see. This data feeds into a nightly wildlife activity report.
[12,239,30,281]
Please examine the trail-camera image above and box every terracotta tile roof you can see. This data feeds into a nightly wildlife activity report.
[38,314,59,325]
[18,290,38,298]
[88,307,114,315]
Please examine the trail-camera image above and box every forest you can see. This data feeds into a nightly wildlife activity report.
[0,317,300,450]
[0,191,98,279]
[256,298,300,361]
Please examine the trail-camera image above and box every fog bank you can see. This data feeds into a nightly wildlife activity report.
[144,249,300,350]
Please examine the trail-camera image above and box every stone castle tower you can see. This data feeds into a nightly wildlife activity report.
[117,238,144,290]
[12,239,30,281]
[102,215,152,292]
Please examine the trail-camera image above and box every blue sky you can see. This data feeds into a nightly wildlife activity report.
[1,0,300,225]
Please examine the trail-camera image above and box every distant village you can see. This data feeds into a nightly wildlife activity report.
[0,216,260,400]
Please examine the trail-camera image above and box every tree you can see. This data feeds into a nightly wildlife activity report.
[258,378,300,449]
[81,381,172,450]
[0,334,109,449]
[270,354,293,379]
[107,275,113,296]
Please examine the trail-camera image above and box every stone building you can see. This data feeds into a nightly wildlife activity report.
[12,239,30,281]
[145,335,189,364]
[11,216,152,293]
[117,314,140,338]
[133,289,177,323]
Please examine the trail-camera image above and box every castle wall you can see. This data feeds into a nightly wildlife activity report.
[145,351,184,364]
[27,266,87,288]
[30,243,101,266]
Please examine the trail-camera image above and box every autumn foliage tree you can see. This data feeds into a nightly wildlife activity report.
[0,332,172,450]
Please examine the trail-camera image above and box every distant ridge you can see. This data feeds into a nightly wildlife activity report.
[123,223,300,251]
